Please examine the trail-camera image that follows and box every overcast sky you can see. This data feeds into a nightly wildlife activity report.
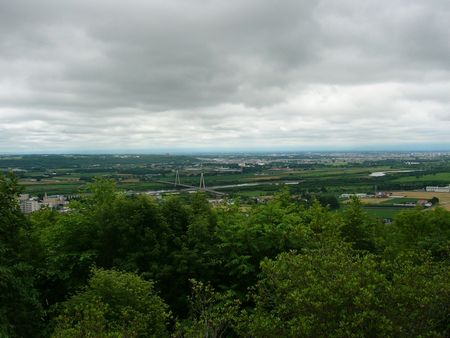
[1,0,449,153]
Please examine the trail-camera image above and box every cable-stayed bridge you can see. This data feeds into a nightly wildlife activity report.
[154,170,227,196]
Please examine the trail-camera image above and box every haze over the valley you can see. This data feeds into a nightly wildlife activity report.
[1,0,449,153]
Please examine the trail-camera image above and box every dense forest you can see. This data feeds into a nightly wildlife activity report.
[1,172,449,337]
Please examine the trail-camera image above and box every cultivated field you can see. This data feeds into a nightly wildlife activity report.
[3,154,450,204]
[359,198,391,204]
[392,191,450,210]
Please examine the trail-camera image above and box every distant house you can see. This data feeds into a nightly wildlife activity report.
[417,200,433,207]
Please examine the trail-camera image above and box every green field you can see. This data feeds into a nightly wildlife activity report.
[117,182,169,191]
[24,183,85,195]
[379,197,418,205]
[393,172,450,183]
[2,153,449,198]
[363,207,406,219]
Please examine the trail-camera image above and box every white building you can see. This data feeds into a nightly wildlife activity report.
[20,198,41,214]
[426,185,450,193]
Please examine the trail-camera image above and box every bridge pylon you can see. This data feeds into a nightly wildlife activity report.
[199,172,206,190]
[174,170,181,186]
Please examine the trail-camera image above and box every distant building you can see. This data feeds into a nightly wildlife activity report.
[19,194,30,201]
[42,193,68,209]
[20,198,41,214]
[375,191,391,198]
[208,198,224,205]
[340,193,369,199]
[417,199,433,207]
[426,185,450,193]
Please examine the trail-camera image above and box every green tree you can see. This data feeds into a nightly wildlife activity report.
[0,172,43,337]
[316,193,340,210]
[243,243,450,337]
[244,245,393,338]
[429,196,439,205]
[164,193,221,315]
[381,252,450,336]
[174,279,240,338]
[388,207,450,260]
[340,197,377,252]
[34,179,171,303]
[213,190,313,295]
[214,192,345,295]
[52,269,170,338]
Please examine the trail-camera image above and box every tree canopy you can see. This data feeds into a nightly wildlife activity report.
[1,174,449,337]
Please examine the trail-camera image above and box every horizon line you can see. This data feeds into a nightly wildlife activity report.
[2,148,450,156]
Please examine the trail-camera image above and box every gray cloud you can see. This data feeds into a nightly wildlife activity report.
[0,0,449,152]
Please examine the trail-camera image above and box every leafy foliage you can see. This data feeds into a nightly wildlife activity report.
[245,245,393,337]
[174,279,240,338]
[340,197,377,252]
[52,269,170,338]
[0,173,43,337]
[1,173,449,337]
[245,245,449,337]
[387,207,450,260]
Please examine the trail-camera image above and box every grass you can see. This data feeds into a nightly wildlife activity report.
[23,183,85,195]
[393,172,450,183]
[363,207,405,219]
[379,198,418,205]
[117,182,168,191]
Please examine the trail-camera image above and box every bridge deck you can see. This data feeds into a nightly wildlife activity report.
[155,180,227,196]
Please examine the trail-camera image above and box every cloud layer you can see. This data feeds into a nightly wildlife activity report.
[1,0,449,152]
